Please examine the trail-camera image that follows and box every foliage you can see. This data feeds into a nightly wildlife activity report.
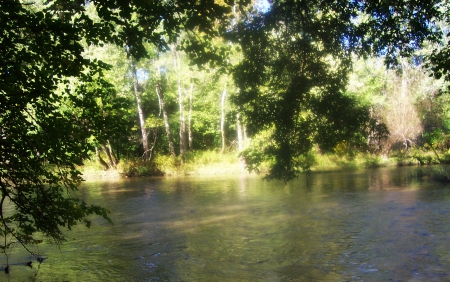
[0,0,114,257]
[230,0,446,181]
[151,151,243,176]
[230,0,431,181]
[426,4,450,84]
[184,150,238,166]
[120,159,164,177]
[423,130,450,151]
[417,82,450,150]
[363,155,388,169]
[412,166,450,182]
[346,55,450,157]
[0,0,242,261]
[1,0,450,267]
[82,0,450,183]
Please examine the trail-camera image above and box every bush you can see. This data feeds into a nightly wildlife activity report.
[121,159,164,177]
[364,155,384,168]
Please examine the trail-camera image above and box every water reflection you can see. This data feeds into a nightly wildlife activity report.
[1,167,450,281]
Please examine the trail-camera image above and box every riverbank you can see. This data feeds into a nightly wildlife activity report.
[80,151,249,180]
[80,148,450,181]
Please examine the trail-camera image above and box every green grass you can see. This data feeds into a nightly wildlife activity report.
[79,150,250,178]
[155,150,248,176]
[312,153,393,172]
[78,158,122,179]
[79,156,163,179]
[80,149,448,180]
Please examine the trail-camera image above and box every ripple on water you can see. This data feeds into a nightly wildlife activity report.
[3,169,450,281]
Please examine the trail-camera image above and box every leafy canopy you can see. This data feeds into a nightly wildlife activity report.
[229,0,445,181]
[0,0,241,255]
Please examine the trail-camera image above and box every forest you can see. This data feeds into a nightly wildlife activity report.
[1,0,450,263]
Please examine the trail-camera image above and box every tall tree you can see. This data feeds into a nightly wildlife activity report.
[188,80,195,150]
[220,88,227,153]
[83,43,140,162]
[127,45,151,161]
[236,112,246,152]
[0,0,240,262]
[229,0,445,181]
[172,43,188,162]
[384,60,423,151]
[155,77,177,157]
[0,0,113,260]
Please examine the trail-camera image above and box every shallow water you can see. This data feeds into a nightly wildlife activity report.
[2,166,450,281]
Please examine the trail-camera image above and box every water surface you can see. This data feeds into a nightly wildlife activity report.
[2,166,450,281]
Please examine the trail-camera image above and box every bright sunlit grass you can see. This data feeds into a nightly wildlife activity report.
[80,150,438,180]
[312,153,394,172]
[156,150,249,176]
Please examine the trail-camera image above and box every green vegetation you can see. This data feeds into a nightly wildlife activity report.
[1,0,450,269]
[82,151,246,178]
[81,149,449,179]
[410,166,450,182]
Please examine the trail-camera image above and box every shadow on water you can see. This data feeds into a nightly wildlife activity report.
[2,167,450,281]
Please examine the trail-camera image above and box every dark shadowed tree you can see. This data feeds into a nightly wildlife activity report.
[229,0,445,181]
[0,0,113,260]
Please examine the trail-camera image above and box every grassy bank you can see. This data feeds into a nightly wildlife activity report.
[80,149,450,180]
[80,150,248,180]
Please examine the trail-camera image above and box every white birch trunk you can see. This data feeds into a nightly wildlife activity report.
[173,46,187,162]
[156,81,176,157]
[236,113,243,152]
[127,46,149,161]
[178,79,186,162]
[221,89,227,153]
[188,82,193,150]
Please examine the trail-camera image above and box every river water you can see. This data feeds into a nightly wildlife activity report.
[2,166,450,281]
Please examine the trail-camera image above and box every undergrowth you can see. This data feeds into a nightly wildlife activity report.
[80,148,450,179]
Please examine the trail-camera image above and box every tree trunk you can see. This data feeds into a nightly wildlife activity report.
[156,81,176,157]
[220,88,227,153]
[236,113,243,152]
[101,143,116,169]
[107,140,118,166]
[127,46,150,161]
[178,81,186,163]
[243,122,247,140]
[188,82,194,150]
[147,128,158,161]
[95,147,109,171]
[173,46,186,163]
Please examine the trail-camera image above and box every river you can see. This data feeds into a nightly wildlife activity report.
[2,166,450,281]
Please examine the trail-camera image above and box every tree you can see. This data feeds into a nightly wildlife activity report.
[426,5,450,84]
[347,54,448,156]
[0,0,240,264]
[229,0,445,181]
[173,45,188,162]
[383,60,424,152]
[346,56,390,154]
[0,0,113,261]
[84,42,144,163]
[155,71,177,157]
[128,45,151,161]
[220,88,227,153]
[231,0,366,181]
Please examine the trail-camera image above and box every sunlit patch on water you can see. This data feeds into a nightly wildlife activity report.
[168,214,241,230]
[100,188,141,194]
